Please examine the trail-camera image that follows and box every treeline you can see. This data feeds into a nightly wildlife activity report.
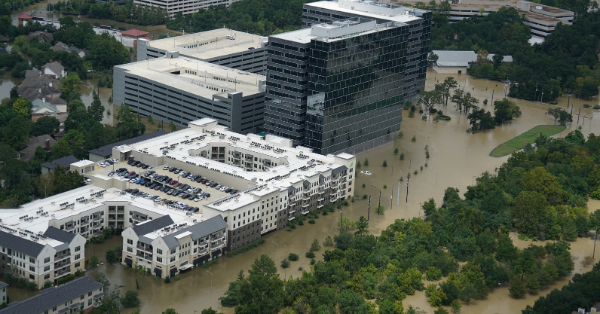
[48,0,169,26]
[523,263,600,314]
[429,0,600,101]
[166,0,311,36]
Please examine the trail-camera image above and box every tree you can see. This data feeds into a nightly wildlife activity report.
[58,72,82,103]
[310,239,321,252]
[116,105,145,140]
[512,191,550,238]
[121,290,140,307]
[280,259,290,268]
[3,115,31,150]
[12,97,31,118]
[201,308,218,314]
[88,97,105,122]
[170,121,177,132]
[32,116,60,136]
[460,284,477,304]
[35,172,55,198]
[451,299,461,313]
[418,89,443,114]
[338,289,370,314]
[521,167,567,204]
[525,275,540,294]
[508,279,526,298]
[434,77,458,107]
[95,272,111,293]
[106,249,118,264]
[237,255,284,313]
[89,255,99,268]
[355,216,369,235]
[162,309,178,314]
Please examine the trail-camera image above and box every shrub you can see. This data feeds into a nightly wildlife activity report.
[308,219,315,224]
[400,153,405,160]
[382,160,387,167]
[164,276,171,284]
[383,185,387,189]
[411,135,416,142]
[281,259,290,268]
[363,195,367,199]
[362,184,365,188]
[426,267,442,281]
[426,151,430,158]
[288,253,299,261]
[310,258,316,265]
[583,104,591,108]
[394,148,399,154]
[121,290,141,307]
[305,251,315,258]
[324,236,334,246]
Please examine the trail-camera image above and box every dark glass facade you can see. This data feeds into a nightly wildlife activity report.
[304,26,409,154]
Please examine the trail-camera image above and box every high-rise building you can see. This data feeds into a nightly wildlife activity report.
[265,0,431,154]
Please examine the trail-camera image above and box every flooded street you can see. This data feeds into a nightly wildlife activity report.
[4,62,600,312]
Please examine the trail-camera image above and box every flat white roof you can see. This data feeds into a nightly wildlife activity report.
[116,56,265,98]
[145,28,267,60]
[305,0,421,23]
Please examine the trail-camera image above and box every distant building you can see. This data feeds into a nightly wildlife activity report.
[27,31,53,43]
[31,98,62,121]
[0,276,103,313]
[41,155,80,175]
[121,29,149,39]
[88,130,168,162]
[51,41,69,52]
[0,35,8,43]
[393,0,573,40]
[121,215,228,278]
[113,55,266,133]
[0,227,87,289]
[19,135,55,162]
[134,0,234,18]
[431,50,513,74]
[137,28,268,75]
[17,14,32,26]
[0,282,6,305]
[68,45,86,58]
[17,72,67,111]
[42,61,66,79]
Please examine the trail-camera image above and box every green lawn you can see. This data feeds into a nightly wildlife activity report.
[490,125,566,157]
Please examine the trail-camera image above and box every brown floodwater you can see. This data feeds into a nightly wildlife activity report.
[5,68,600,313]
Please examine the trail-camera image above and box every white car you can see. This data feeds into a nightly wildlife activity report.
[163,166,171,170]
[194,198,200,202]
[361,171,372,175]
[220,186,228,191]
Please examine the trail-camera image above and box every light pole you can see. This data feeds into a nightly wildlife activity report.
[206,270,213,308]
[498,283,501,300]
[371,185,381,215]
[593,227,598,259]
[272,240,278,264]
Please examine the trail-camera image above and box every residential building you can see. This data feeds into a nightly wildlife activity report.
[18,71,67,112]
[19,135,55,162]
[393,0,573,41]
[134,0,234,18]
[264,0,430,154]
[137,28,268,74]
[121,215,227,278]
[431,50,513,74]
[0,282,6,305]
[31,98,62,121]
[0,276,103,314]
[0,226,86,289]
[42,61,66,79]
[26,31,53,43]
[88,130,168,162]
[17,14,32,26]
[113,55,266,133]
[41,155,80,175]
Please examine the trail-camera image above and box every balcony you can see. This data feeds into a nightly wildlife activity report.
[55,259,70,268]
[302,203,310,208]
[288,209,295,214]
[64,224,75,231]
[317,197,324,201]
[54,253,71,262]
[330,192,337,197]
[317,204,324,209]
[54,269,71,279]
[210,235,225,242]
[211,242,225,251]
[80,218,89,224]
[330,196,338,202]
[288,216,295,221]
[93,216,102,221]
[198,247,209,256]
[301,210,309,215]
[108,215,116,220]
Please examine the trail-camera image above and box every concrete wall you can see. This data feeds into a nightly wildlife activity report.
[433,64,467,74]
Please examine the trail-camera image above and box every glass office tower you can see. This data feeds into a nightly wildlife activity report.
[303,20,408,154]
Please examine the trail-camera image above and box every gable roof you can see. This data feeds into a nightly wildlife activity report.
[0,277,102,314]
[89,130,168,158]
[52,41,69,52]
[162,215,227,249]
[68,45,82,53]
[0,230,45,257]
[19,134,56,161]
[41,155,79,171]
[44,61,64,74]
[31,99,60,114]
[43,227,76,243]
[132,215,174,237]
[17,14,32,18]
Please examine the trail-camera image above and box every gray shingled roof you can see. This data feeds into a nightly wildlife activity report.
[43,227,76,243]
[132,215,174,237]
[331,165,348,175]
[0,282,8,289]
[41,155,79,171]
[89,130,168,158]
[0,230,45,257]
[44,61,64,74]
[162,215,227,249]
[0,277,102,314]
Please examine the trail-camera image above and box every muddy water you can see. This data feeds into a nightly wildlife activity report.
[5,69,600,313]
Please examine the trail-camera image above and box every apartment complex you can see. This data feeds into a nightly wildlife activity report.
[121,215,227,278]
[393,0,573,39]
[137,29,268,74]
[0,276,103,314]
[113,56,266,134]
[134,0,233,18]
[0,225,86,289]
[264,0,431,154]
[113,118,355,250]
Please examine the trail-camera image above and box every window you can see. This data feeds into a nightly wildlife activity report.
[29,266,34,271]
[157,257,163,263]
[53,306,57,311]
[88,299,92,306]
[157,249,163,255]
[88,292,92,296]
[170,257,175,262]
[75,246,81,252]
[170,248,176,254]
[127,239,133,245]
[44,257,50,263]
[44,274,50,279]
[127,247,133,253]
[75,254,80,260]
[29,274,34,279]
[29,257,35,263]
[75,262,80,268]
[44,266,50,271]
[80,294,85,300]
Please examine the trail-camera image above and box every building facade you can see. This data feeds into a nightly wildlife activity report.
[121,215,227,278]
[0,276,103,314]
[0,227,86,289]
[134,0,234,18]
[113,55,266,133]
[265,0,431,154]
[137,29,268,75]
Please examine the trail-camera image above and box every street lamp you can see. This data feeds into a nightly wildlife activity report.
[272,240,278,264]
[370,185,381,215]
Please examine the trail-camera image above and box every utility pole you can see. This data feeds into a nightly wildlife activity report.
[368,195,371,221]
[390,195,392,211]
[405,176,410,202]
[339,210,343,234]
[577,106,582,124]
[378,190,381,215]
[491,89,494,105]
[594,227,598,259]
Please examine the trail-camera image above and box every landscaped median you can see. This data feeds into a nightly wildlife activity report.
[490,125,566,157]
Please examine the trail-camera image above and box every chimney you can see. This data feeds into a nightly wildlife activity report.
[579,308,586,314]
[49,82,52,87]
[591,307,597,314]
[45,139,50,151]
[58,60,62,65]
[41,65,45,74]
[42,98,45,103]
[39,88,41,93]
